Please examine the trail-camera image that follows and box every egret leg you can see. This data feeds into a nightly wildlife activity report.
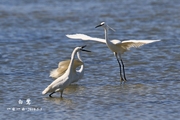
[60,90,63,98]
[49,92,55,97]
[115,53,123,83]
[120,58,127,81]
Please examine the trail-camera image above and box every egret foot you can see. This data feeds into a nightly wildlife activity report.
[120,78,124,84]
[120,78,127,84]
[49,92,55,97]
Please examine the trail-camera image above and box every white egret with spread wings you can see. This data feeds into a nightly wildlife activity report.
[66,22,160,83]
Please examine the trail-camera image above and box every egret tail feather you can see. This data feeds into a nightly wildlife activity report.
[42,87,50,95]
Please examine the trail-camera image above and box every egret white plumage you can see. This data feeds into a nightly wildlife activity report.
[49,51,84,81]
[42,45,90,97]
[66,22,160,83]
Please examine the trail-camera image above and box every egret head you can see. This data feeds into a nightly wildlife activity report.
[77,45,91,52]
[95,22,106,28]
[95,22,115,31]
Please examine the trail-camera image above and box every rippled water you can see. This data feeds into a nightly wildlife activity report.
[1,0,180,120]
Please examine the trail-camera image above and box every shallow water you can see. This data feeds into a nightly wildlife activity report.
[0,0,180,120]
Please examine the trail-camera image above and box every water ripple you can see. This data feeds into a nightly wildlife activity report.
[1,0,180,120]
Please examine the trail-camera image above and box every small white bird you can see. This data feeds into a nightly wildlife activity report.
[42,45,90,98]
[66,22,160,83]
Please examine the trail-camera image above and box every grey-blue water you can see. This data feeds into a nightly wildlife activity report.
[0,0,180,120]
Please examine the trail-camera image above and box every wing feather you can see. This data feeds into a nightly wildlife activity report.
[66,34,106,43]
[66,33,160,54]
[116,40,160,54]
[50,59,83,79]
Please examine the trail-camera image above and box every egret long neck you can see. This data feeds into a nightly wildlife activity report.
[66,49,78,74]
[77,51,84,72]
[104,27,111,45]
[77,51,83,62]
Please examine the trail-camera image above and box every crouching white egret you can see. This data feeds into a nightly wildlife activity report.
[42,45,90,97]
[66,22,160,83]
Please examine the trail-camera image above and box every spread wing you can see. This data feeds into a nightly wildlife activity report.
[49,59,83,79]
[66,34,106,43]
[116,39,160,54]
[66,33,160,54]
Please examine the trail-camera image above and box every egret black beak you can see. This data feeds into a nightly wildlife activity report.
[81,49,91,52]
[81,45,87,48]
[81,45,91,52]
[95,24,102,28]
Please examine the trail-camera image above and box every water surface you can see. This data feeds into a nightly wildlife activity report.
[0,0,180,120]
